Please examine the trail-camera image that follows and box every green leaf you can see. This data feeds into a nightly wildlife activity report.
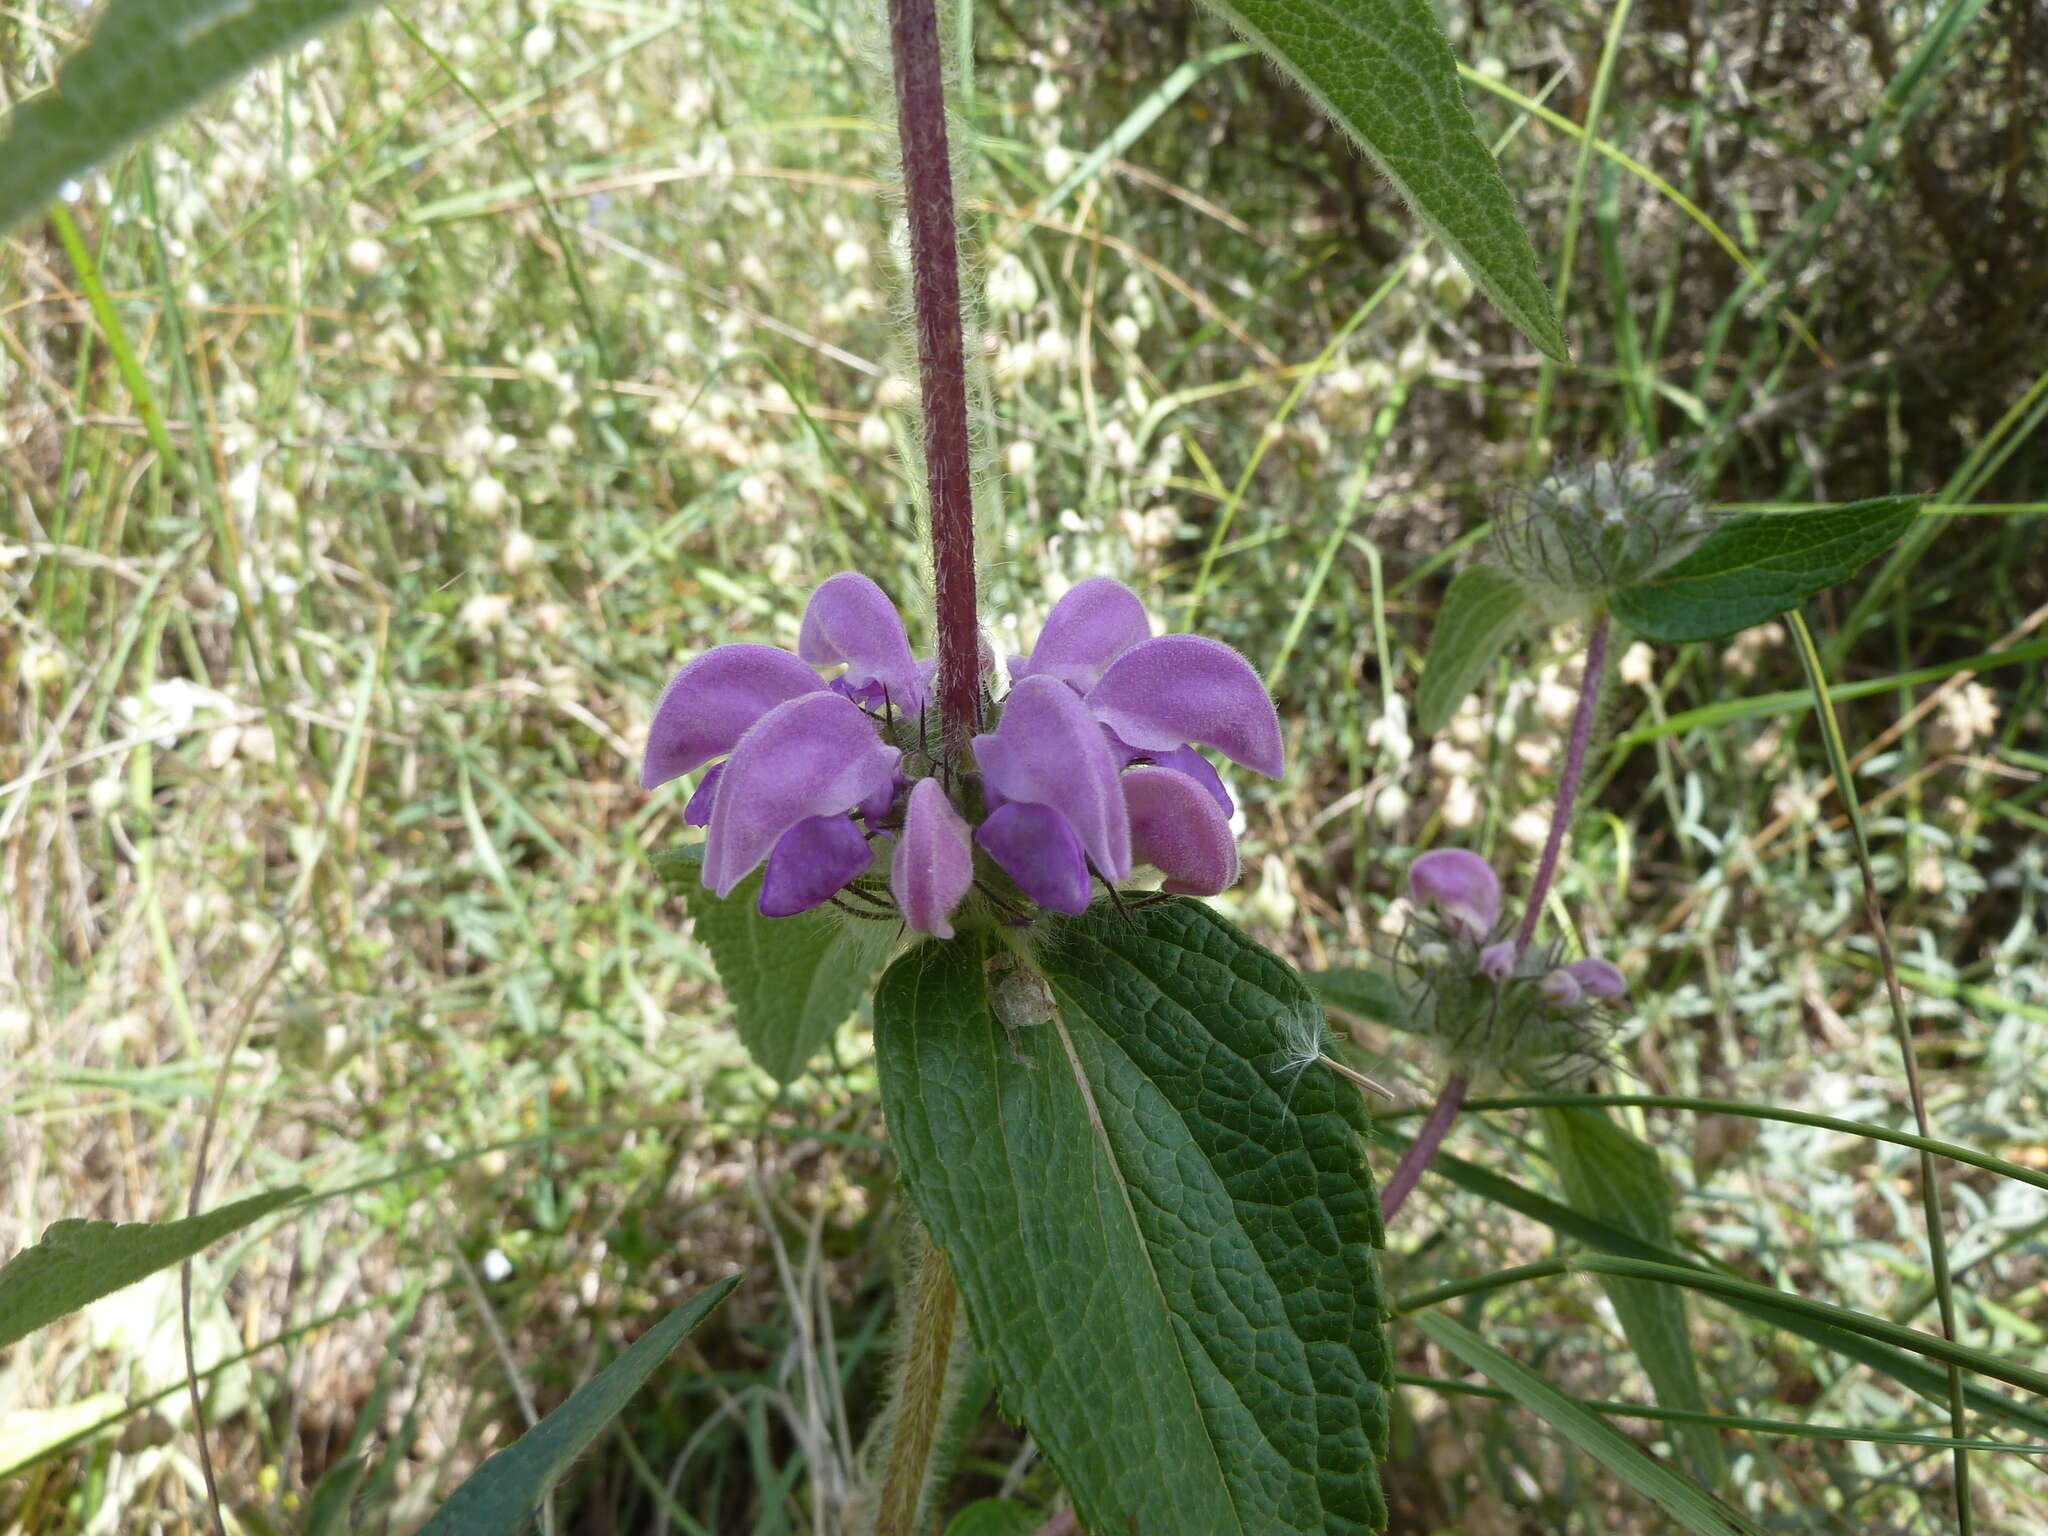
[1414,564,1531,733]
[0,0,377,235]
[1301,966,1411,1028]
[1413,1314,1758,1536]
[653,847,895,1083]
[1392,1133,2048,1440]
[0,1186,303,1351]
[1193,0,1567,361]
[876,902,1392,1535]
[1539,1109,1723,1483]
[418,1275,740,1535]
[942,1499,1040,1536]
[1610,497,1921,643]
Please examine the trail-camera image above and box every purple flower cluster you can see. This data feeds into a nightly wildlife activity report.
[642,574,1282,935]
[1407,849,1625,1006]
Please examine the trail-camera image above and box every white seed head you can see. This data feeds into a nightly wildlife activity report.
[467,475,510,517]
[500,530,539,577]
[344,236,386,276]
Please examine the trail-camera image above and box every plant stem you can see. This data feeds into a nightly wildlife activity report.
[887,0,980,757]
[1788,609,1972,1533]
[875,1231,960,1536]
[1514,610,1611,956]
[1380,1073,1470,1221]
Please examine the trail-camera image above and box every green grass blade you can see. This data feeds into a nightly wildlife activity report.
[1413,1313,1759,1536]
[1787,608,1972,1527]
[417,1275,741,1534]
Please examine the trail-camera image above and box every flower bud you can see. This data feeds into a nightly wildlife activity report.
[1498,455,1711,610]
[1408,849,1502,942]
[1478,941,1515,982]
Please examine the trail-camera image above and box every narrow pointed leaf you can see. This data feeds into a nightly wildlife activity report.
[1415,564,1530,734]
[1391,1131,2048,1440]
[1611,497,1921,643]
[1414,1313,1758,1536]
[654,847,894,1083]
[876,901,1392,1535]
[0,1186,303,1351]
[0,0,378,234]
[1193,0,1567,360]
[1540,1108,1723,1482]
[418,1275,740,1534]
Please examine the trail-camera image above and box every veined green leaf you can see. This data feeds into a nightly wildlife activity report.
[876,901,1392,1535]
[1193,0,1566,360]
[0,0,378,234]
[1611,497,1920,643]
[0,1186,303,1352]
[1414,563,1530,733]
[653,847,895,1083]
[1540,1108,1723,1483]
[1414,1314,1758,1536]
[417,1275,740,1534]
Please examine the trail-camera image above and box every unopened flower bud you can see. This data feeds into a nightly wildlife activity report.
[1479,941,1515,982]
[1564,956,1627,1000]
[1408,849,1502,941]
[1539,968,1583,1008]
[1498,454,1711,610]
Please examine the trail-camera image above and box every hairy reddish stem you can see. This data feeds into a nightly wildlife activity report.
[1513,611,1610,956]
[887,0,980,756]
[1381,1074,1470,1221]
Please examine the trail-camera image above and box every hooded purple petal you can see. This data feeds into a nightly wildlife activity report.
[1122,765,1239,897]
[1086,634,1285,778]
[683,761,726,827]
[1013,578,1152,693]
[892,778,975,937]
[642,643,825,789]
[702,691,902,897]
[976,801,1092,914]
[1565,956,1627,1000]
[798,572,925,711]
[1150,745,1234,818]
[972,675,1131,880]
[760,814,874,917]
[1408,849,1501,941]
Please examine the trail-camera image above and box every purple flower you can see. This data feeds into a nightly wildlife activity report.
[973,675,1132,901]
[1122,765,1238,896]
[648,572,1286,928]
[1408,849,1502,942]
[1564,956,1626,1000]
[892,778,974,938]
[995,579,1281,898]
[644,576,923,916]
[701,692,899,899]
[1478,940,1516,983]
[1010,576,1152,693]
[798,572,928,712]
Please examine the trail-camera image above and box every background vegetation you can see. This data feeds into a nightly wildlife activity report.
[2,0,2045,1530]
